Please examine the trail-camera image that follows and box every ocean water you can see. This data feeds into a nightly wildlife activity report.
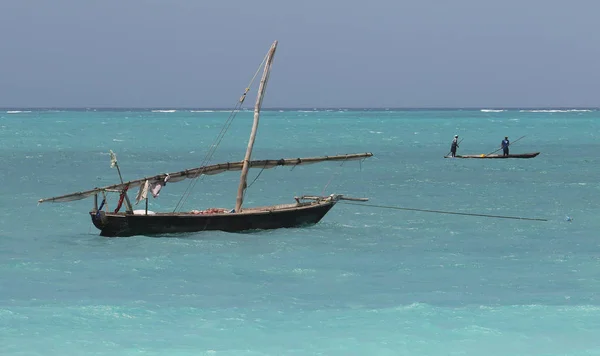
[1,108,599,355]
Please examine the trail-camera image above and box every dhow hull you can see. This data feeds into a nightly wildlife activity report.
[90,201,336,237]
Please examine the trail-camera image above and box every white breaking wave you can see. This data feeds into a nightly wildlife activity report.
[520,109,593,113]
[151,110,176,113]
[480,109,505,112]
[7,110,32,114]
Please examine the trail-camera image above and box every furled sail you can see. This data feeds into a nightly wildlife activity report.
[38,152,373,204]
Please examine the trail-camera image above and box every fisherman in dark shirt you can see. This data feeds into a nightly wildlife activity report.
[450,135,459,157]
[501,136,510,156]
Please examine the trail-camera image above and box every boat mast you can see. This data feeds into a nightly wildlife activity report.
[235,40,278,212]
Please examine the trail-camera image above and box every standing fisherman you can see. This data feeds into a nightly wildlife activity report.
[501,136,510,156]
[450,135,459,157]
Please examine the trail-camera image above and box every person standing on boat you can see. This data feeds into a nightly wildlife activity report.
[450,135,459,157]
[501,136,510,156]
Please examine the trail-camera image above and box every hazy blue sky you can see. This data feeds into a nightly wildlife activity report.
[1,0,598,108]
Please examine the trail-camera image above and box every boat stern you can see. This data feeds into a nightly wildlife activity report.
[90,210,107,231]
[89,210,132,237]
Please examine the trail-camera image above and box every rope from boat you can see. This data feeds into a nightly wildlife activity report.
[245,161,268,190]
[339,201,547,221]
[320,155,354,196]
[173,52,269,212]
[102,191,108,211]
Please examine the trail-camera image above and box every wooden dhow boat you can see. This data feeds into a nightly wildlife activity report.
[444,152,540,159]
[38,41,373,237]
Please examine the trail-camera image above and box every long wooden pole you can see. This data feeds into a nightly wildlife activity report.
[235,41,278,213]
[38,152,373,204]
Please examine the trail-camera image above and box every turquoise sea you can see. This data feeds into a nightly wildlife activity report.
[1,108,600,355]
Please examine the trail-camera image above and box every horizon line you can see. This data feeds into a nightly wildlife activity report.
[1,106,599,110]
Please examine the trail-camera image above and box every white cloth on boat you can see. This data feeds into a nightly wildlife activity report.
[109,150,118,168]
[150,182,162,198]
[135,180,150,204]
[133,209,156,215]
[135,175,170,204]
[150,174,170,198]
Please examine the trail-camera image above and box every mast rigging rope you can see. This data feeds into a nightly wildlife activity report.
[173,52,270,212]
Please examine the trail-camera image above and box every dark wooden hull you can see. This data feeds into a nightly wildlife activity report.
[445,152,540,159]
[90,200,336,237]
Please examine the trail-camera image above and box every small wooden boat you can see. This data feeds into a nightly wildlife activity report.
[445,152,540,159]
[38,41,373,237]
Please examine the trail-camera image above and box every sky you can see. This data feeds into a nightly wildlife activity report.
[0,0,598,108]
